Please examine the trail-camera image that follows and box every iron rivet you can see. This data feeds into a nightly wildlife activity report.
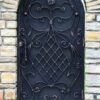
[78,32,80,35]
[75,12,79,16]
[24,12,28,15]
[21,28,25,32]
[67,88,70,92]
[19,42,23,47]
[32,62,34,65]
[71,5,74,8]
[23,95,27,98]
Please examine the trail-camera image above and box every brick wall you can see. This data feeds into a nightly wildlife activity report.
[85,0,100,100]
[0,0,100,100]
[0,0,18,99]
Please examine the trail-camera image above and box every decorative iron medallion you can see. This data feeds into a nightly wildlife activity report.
[17,0,85,100]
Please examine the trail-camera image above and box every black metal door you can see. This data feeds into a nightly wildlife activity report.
[17,0,85,100]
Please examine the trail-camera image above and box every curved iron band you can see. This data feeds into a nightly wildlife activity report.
[29,2,74,19]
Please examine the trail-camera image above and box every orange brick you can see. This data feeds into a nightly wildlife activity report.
[4,89,16,100]
[0,90,3,100]
[1,73,16,83]
[86,31,100,41]
[86,13,95,22]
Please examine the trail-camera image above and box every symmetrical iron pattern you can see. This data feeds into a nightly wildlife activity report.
[17,0,85,100]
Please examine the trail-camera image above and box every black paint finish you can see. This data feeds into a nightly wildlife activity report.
[17,0,85,100]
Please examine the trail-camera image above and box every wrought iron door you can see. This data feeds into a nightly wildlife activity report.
[17,0,85,100]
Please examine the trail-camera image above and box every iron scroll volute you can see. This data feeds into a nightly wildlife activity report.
[48,0,55,5]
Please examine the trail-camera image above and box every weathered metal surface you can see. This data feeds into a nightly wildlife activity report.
[17,0,85,100]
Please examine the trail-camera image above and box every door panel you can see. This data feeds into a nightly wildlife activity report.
[17,0,85,100]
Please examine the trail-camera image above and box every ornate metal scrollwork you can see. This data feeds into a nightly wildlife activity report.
[48,0,55,5]
[18,0,85,99]
[44,95,48,100]
[52,95,58,100]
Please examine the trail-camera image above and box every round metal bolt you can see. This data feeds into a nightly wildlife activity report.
[19,42,23,47]
[24,12,28,15]
[75,12,79,16]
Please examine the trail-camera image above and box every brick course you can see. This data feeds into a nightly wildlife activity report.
[85,0,100,99]
[0,0,18,99]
